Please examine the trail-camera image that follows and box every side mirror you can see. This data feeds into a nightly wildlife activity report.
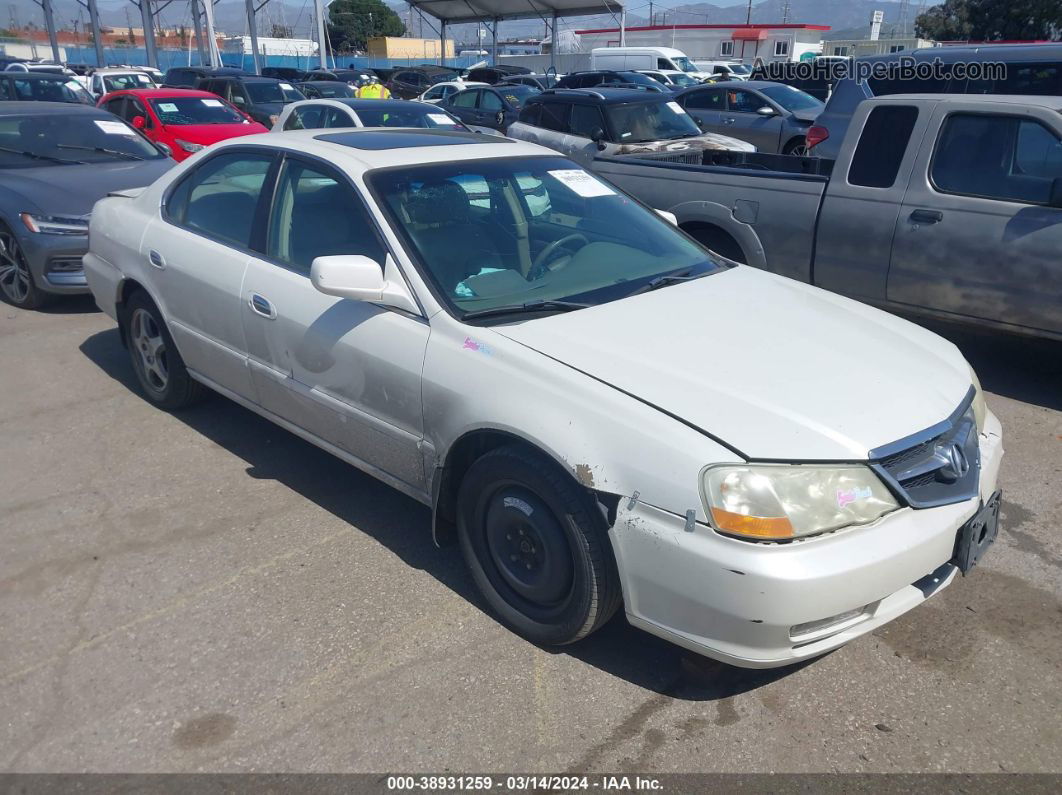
[494,111,505,127]
[1049,176,1062,209]
[310,254,419,314]
[231,95,245,105]
[756,105,776,116]
[589,127,607,150]
[132,115,146,129]
[655,208,678,226]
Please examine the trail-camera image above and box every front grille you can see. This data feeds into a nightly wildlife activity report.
[870,393,981,509]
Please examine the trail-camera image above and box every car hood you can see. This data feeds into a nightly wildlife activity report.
[614,132,756,154]
[1,159,173,217]
[162,122,269,142]
[494,267,972,461]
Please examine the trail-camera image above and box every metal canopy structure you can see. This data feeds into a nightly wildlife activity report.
[407,0,622,25]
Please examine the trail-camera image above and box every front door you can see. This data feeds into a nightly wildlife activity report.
[888,104,1062,336]
[721,87,783,151]
[680,87,726,134]
[240,155,429,491]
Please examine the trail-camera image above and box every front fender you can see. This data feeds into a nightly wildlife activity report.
[669,200,768,271]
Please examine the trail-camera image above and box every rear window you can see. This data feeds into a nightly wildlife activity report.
[848,105,919,188]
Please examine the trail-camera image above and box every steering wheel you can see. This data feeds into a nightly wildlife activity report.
[531,233,589,273]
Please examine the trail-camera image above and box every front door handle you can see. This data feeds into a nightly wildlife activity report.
[248,293,276,319]
[910,209,943,224]
[148,249,165,269]
[723,117,736,125]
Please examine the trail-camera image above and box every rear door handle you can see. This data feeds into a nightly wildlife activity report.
[148,250,165,269]
[910,209,943,224]
[248,293,276,319]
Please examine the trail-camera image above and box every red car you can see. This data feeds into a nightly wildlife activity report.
[96,88,269,161]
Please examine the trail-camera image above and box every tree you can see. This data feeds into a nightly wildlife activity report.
[916,0,1061,41]
[326,0,405,54]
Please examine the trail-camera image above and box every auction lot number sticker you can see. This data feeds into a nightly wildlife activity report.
[387,775,662,791]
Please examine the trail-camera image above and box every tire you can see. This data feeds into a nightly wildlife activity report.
[685,224,747,264]
[0,222,52,309]
[122,290,206,409]
[783,137,809,157]
[456,445,622,645]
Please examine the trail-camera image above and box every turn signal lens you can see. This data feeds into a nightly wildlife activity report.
[806,124,829,150]
[702,464,899,542]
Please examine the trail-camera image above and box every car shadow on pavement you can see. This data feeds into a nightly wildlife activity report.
[79,327,801,702]
[37,294,100,315]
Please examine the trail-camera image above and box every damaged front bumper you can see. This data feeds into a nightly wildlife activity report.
[609,412,1004,669]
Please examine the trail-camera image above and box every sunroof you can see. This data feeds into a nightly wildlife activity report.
[315,130,513,150]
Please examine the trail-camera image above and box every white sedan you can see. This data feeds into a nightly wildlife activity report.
[274,98,469,132]
[417,80,488,104]
[83,130,1003,669]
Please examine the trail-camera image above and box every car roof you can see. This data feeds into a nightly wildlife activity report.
[876,93,1062,110]
[105,88,220,99]
[0,100,107,116]
[530,87,669,104]
[678,80,780,92]
[332,99,432,111]
[0,72,78,81]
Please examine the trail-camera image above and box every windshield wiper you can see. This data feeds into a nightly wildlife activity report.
[57,144,145,160]
[628,268,712,296]
[0,144,84,164]
[461,299,589,321]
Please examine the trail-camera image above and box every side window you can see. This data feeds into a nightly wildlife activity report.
[128,98,149,125]
[0,80,11,101]
[727,90,762,113]
[518,102,541,126]
[931,113,1062,204]
[684,89,724,110]
[323,107,354,128]
[452,89,479,108]
[848,105,918,188]
[267,160,386,271]
[569,104,605,139]
[538,101,570,132]
[480,90,503,112]
[166,152,273,248]
[103,97,126,118]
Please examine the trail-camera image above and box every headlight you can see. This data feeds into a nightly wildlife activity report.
[701,464,899,541]
[20,212,90,235]
[174,139,205,153]
[969,365,986,433]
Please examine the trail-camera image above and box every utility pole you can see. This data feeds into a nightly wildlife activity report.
[244,0,261,73]
[648,1,653,27]
[619,8,625,45]
[32,0,62,63]
[76,0,106,66]
[745,0,753,25]
[781,0,790,24]
[314,0,327,69]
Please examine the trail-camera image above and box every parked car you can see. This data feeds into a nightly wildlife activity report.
[592,46,701,76]
[162,65,245,88]
[637,70,702,90]
[466,65,532,84]
[82,128,1002,669]
[293,80,359,99]
[0,102,172,308]
[442,84,540,132]
[3,61,74,75]
[555,70,666,92]
[693,61,752,81]
[507,88,754,169]
[387,67,461,100]
[98,88,269,161]
[302,68,373,86]
[809,43,1062,159]
[596,93,1062,341]
[0,72,93,104]
[500,74,561,91]
[261,67,306,82]
[675,81,824,155]
[751,60,838,102]
[195,75,304,128]
[85,67,157,100]
[417,80,488,104]
[275,99,469,132]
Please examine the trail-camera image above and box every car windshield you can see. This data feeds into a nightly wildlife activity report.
[246,81,303,103]
[9,77,93,104]
[352,106,467,130]
[428,72,460,85]
[369,155,721,319]
[668,73,700,87]
[622,72,665,88]
[727,64,752,75]
[606,101,701,143]
[0,112,165,167]
[496,84,539,107]
[313,83,356,97]
[149,96,247,125]
[758,84,824,112]
[103,72,155,91]
[672,57,698,73]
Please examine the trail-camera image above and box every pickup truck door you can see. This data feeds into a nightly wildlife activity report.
[720,88,784,151]
[888,102,1062,336]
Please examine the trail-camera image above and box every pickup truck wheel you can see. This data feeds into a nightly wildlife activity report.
[0,223,51,309]
[122,291,206,410]
[685,224,747,264]
[783,137,809,156]
[457,445,622,646]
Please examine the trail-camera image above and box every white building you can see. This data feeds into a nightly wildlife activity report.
[822,37,937,58]
[222,36,318,57]
[571,23,830,64]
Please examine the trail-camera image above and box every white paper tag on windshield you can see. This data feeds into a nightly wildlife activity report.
[667,101,686,114]
[94,119,137,136]
[202,98,223,107]
[548,169,615,198]
[427,113,454,125]
[158,102,178,112]
[279,82,294,90]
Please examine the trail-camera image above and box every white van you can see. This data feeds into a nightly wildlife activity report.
[591,47,707,78]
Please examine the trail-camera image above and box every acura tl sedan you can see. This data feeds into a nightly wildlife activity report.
[0,102,173,308]
[82,129,1003,668]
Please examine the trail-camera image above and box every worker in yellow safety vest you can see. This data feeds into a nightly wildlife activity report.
[356,77,391,99]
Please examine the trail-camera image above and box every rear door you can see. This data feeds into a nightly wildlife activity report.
[888,102,1062,336]
[447,88,481,126]
[477,88,506,130]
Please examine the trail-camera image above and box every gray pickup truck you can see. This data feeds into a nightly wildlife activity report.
[595,94,1062,341]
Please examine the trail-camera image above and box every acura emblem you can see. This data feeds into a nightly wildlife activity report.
[935,442,970,483]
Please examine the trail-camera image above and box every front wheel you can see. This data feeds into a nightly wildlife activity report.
[122,290,206,409]
[0,223,51,309]
[457,445,622,645]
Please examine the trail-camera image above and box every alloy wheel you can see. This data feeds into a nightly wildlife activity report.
[0,227,32,305]
[130,307,169,393]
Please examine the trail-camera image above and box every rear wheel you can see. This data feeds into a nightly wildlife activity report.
[457,445,622,646]
[122,290,206,409]
[0,223,51,309]
[783,137,809,156]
